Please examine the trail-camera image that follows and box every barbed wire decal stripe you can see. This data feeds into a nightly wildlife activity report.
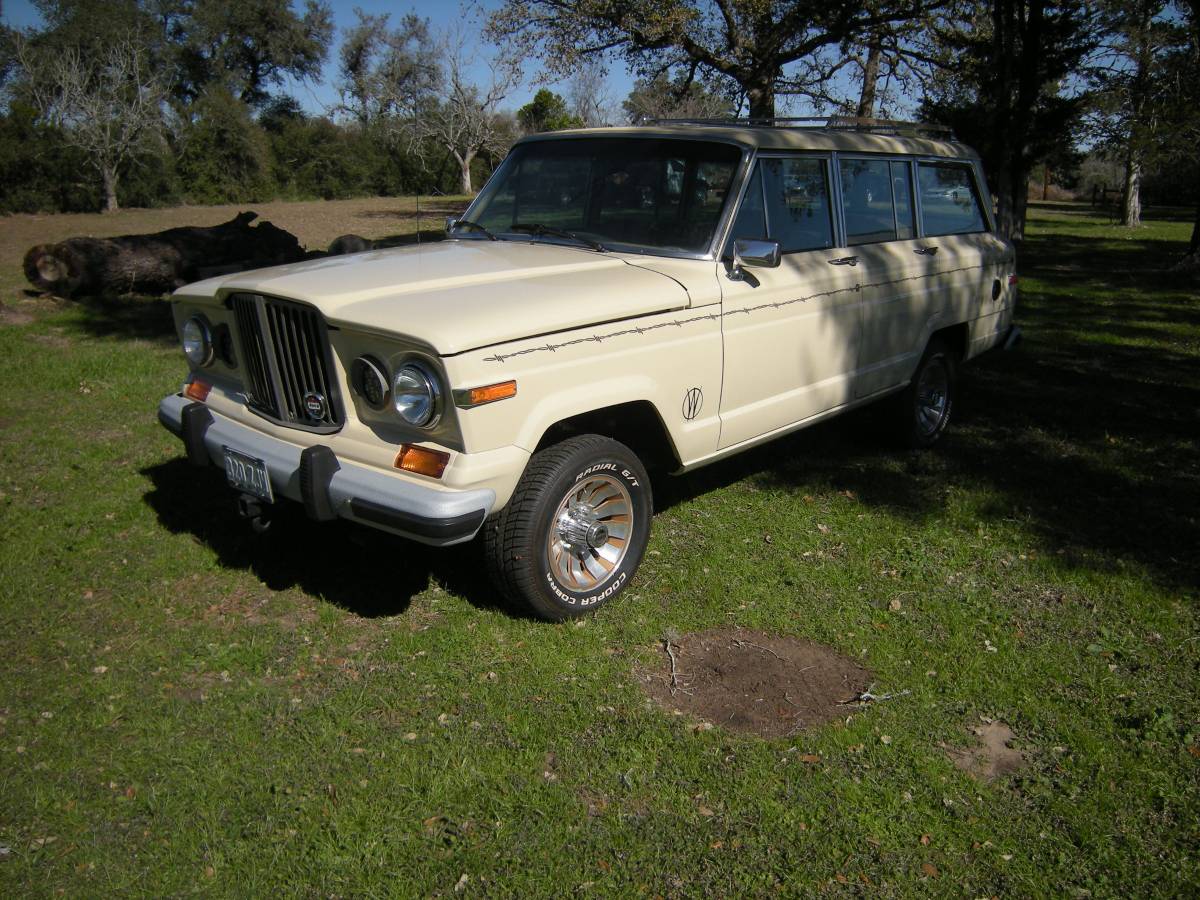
[483,265,984,363]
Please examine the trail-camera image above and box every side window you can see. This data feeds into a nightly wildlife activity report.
[724,163,766,251]
[891,161,915,240]
[724,156,834,256]
[917,163,986,236]
[764,157,834,252]
[839,158,898,245]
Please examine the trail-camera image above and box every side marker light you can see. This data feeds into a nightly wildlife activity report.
[185,379,212,402]
[394,444,450,478]
[454,380,517,408]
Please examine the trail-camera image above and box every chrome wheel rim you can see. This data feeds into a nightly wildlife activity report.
[547,474,633,591]
[916,359,949,437]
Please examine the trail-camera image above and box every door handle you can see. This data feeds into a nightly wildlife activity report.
[914,246,939,256]
[828,255,859,266]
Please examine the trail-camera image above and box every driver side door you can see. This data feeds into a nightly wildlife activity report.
[717,154,864,450]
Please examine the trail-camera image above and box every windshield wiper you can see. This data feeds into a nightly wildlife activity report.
[449,218,498,240]
[509,222,607,252]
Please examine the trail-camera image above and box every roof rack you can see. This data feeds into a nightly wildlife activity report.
[646,116,956,140]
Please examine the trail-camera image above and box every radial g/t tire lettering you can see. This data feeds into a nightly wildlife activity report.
[484,435,652,620]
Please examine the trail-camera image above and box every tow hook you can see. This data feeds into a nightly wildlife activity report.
[237,493,272,533]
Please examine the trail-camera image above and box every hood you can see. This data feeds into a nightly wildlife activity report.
[178,239,691,356]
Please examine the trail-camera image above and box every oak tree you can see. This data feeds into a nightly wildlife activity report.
[921,0,1098,240]
[486,0,944,118]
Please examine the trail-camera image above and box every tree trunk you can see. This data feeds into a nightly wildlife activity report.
[746,78,775,120]
[1121,153,1142,227]
[1011,175,1029,241]
[22,211,307,298]
[101,165,119,213]
[1176,200,1200,271]
[994,156,1030,243]
[1191,201,1200,255]
[856,41,882,118]
[457,150,476,194]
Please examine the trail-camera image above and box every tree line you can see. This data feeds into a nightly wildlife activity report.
[2,1,1198,257]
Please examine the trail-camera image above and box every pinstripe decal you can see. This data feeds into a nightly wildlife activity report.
[483,264,983,363]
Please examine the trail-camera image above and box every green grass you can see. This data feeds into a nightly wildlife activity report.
[1,201,1198,896]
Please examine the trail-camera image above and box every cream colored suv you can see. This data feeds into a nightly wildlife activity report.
[159,119,1018,620]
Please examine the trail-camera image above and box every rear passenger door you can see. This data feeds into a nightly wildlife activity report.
[836,156,931,399]
[717,154,863,449]
[913,161,1001,358]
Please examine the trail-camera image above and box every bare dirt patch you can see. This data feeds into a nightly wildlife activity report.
[0,197,472,269]
[639,627,871,738]
[0,296,72,326]
[944,721,1026,781]
[29,330,72,350]
[0,301,34,326]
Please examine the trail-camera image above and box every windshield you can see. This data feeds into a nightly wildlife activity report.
[465,138,745,256]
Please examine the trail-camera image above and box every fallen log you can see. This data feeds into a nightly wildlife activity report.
[23,211,306,298]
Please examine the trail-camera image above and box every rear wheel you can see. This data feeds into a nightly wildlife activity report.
[485,435,652,620]
[896,338,956,448]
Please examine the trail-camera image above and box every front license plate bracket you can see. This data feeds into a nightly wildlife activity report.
[223,446,274,503]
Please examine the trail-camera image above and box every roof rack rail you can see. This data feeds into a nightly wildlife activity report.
[647,116,956,140]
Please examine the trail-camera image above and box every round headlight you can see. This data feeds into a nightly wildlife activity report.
[351,356,389,409]
[393,363,439,427]
[182,316,213,367]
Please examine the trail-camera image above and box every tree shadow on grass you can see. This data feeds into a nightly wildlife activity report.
[140,458,519,619]
[56,294,178,344]
[657,215,1200,595]
[1028,200,1196,225]
[658,342,1198,595]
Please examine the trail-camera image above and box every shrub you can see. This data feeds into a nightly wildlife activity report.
[177,87,275,204]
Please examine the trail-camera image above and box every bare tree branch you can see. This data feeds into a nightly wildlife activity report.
[403,28,520,194]
[15,33,167,212]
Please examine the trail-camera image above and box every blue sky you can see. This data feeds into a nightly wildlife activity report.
[1,0,637,117]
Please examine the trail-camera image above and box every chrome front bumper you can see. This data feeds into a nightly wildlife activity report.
[157,393,494,546]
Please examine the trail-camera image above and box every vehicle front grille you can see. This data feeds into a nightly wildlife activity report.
[230,293,343,432]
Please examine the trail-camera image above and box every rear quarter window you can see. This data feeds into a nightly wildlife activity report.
[839,158,916,246]
[918,162,987,236]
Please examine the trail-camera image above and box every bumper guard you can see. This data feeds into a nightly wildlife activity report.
[158,393,493,546]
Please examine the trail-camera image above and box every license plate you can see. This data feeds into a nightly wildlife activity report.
[223,447,274,502]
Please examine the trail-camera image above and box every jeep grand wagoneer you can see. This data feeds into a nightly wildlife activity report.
[159,118,1019,619]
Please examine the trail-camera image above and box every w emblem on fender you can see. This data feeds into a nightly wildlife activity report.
[682,387,703,420]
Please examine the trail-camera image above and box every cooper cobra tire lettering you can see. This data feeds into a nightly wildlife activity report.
[545,570,627,606]
[484,434,651,621]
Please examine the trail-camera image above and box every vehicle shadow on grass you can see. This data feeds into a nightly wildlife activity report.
[140,458,517,619]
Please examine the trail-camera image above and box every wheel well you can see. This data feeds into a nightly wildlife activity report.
[931,322,969,360]
[534,401,681,473]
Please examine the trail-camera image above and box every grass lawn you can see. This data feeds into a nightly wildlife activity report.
[1,199,1197,896]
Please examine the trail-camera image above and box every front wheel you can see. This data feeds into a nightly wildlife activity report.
[484,435,652,620]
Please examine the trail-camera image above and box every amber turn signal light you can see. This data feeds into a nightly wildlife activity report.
[184,379,211,402]
[394,444,450,478]
[454,379,517,408]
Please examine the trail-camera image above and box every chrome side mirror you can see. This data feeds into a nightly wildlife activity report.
[729,238,782,281]
[445,216,458,233]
